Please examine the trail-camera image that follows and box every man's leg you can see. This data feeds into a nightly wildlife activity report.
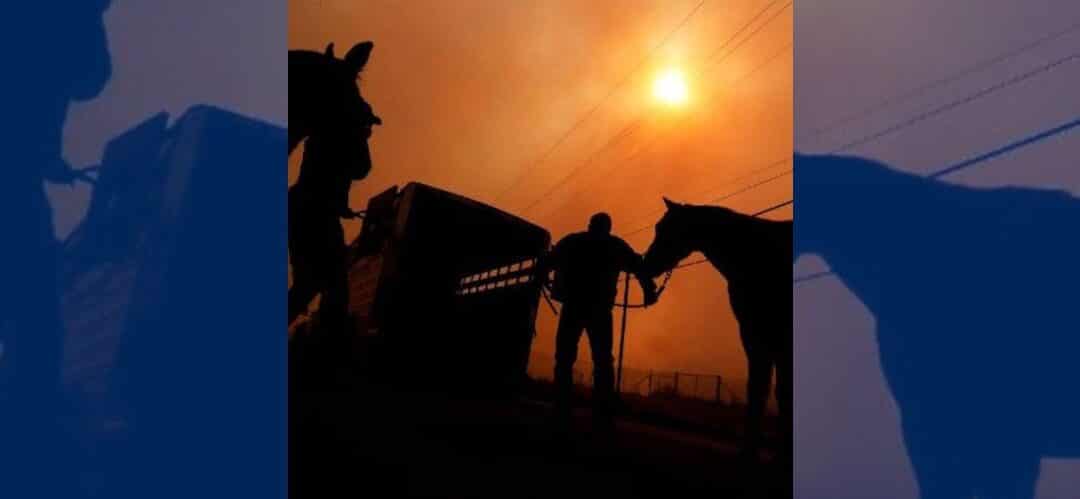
[553,304,585,430]
[585,306,615,434]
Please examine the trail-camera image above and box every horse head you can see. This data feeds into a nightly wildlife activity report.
[793,151,858,264]
[290,41,382,181]
[3,1,112,182]
[52,0,113,101]
[13,1,113,102]
[641,197,699,279]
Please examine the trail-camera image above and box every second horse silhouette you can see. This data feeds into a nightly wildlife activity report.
[288,41,383,329]
[641,198,792,465]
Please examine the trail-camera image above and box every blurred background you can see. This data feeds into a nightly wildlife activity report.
[289,0,793,401]
[795,1,1080,498]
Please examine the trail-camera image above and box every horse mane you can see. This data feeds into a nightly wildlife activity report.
[686,203,791,229]
[288,50,349,153]
[288,50,336,101]
[799,153,1078,212]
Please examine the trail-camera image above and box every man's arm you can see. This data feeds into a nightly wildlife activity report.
[534,238,565,287]
[621,242,658,306]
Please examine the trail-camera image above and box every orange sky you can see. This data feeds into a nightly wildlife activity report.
[289,0,792,391]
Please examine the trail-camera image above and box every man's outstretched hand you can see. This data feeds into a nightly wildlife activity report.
[44,159,97,186]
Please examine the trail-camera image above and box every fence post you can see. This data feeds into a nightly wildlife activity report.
[673,371,680,396]
[647,370,653,397]
[616,272,630,394]
[715,375,722,403]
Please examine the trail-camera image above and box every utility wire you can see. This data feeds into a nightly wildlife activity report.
[792,50,1080,284]
[700,0,789,76]
[620,156,791,238]
[569,39,792,230]
[827,52,1079,154]
[522,3,791,216]
[798,20,1080,143]
[494,0,709,202]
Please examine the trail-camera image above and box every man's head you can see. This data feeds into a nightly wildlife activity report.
[588,212,612,234]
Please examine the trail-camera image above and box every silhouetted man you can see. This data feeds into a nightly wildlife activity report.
[0,1,112,495]
[537,213,657,435]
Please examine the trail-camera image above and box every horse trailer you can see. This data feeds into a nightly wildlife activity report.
[60,106,287,476]
[338,182,551,394]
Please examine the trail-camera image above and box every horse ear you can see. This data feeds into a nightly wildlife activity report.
[663,197,679,210]
[344,41,374,74]
[324,43,336,57]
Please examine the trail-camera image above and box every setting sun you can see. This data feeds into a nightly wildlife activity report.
[653,68,689,106]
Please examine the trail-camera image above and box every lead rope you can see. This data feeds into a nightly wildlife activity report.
[540,268,675,315]
[613,269,674,308]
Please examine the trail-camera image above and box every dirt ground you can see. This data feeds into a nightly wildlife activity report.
[290,353,789,499]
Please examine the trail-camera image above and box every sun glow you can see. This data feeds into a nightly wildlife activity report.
[653,68,689,106]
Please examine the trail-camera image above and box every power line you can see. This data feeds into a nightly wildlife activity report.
[597,38,793,233]
[519,120,643,213]
[700,0,790,76]
[521,3,791,216]
[827,51,1079,154]
[575,39,794,224]
[793,270,832,285]
[566,39,793,228]
[620,156,791,238]
[798,20,1080,143]
[794,31,1080,285]
[929,116,1080,179]
[616,166,791,238]
[695,0,780,73]
[493,0,708,202]
[753,198,792,216]
[708,168,791,203]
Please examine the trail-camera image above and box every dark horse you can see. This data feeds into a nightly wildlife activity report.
[289,41,382,498]
[288,41,381,158]
[0,2,112,496]
[641,198,792,461]
[796,152,1080,499]
[288,42,381,327]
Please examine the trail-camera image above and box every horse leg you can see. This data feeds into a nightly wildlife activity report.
[774,338,793,466]
[970,435,1040,499]
[901,417,977,499]
[742,346,774,461]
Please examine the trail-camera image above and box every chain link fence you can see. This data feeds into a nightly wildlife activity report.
[544,363,742,405]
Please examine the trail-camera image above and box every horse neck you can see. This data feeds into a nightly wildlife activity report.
[797,155,933,315]
[287,52,314,154]
[693,207,762,279]
[288,127,307,155]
